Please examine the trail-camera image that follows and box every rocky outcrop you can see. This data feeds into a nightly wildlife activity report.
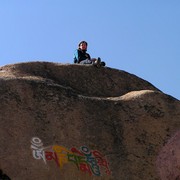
[0,62,179,180]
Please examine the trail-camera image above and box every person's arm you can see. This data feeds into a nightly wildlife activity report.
[73,49,79,63]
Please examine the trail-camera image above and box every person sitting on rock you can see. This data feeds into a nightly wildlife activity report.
[73,41,105,67]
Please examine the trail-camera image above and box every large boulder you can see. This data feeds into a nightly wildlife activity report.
[0,62,179,180]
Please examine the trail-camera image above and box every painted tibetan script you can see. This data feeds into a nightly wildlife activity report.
[31,137,111,176]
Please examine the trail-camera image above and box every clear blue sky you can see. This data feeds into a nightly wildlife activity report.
[0,1,179,100]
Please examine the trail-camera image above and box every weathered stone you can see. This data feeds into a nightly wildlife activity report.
[0,62,179,180]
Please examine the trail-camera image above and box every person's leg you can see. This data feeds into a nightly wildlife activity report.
[79,58,105,66]
[79,59,92,64]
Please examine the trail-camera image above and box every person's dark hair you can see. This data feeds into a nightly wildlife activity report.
[78,41,88,47]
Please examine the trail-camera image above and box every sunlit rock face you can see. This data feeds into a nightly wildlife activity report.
[0,62,179,180]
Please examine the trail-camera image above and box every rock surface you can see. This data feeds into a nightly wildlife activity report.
[0,61,179,180]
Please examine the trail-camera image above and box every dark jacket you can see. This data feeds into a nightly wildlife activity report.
[74,49,91,63]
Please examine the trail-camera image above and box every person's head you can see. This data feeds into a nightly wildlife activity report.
[78,41,88,51]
